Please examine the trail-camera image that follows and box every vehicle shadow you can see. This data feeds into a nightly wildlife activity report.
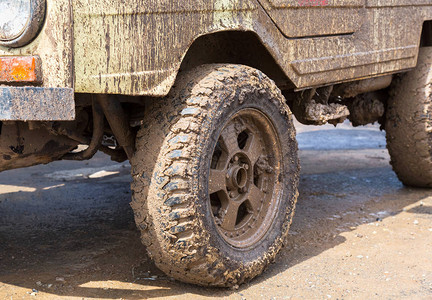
[0,153,430,299]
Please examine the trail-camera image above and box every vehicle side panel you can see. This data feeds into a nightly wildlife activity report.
[72,0,432,96]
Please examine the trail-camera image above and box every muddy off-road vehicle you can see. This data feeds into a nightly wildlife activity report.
[1,0,432,287]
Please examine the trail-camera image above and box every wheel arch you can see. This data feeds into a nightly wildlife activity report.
[178,30,295,90]
[420,20,432,47]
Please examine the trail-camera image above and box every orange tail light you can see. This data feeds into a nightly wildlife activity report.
[0,56,42,83]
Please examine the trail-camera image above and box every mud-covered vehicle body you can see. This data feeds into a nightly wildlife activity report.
[1,0,432,286]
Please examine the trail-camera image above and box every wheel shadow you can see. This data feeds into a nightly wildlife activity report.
[0,153,430,299]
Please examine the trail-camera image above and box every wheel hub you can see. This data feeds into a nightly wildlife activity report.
[208,109,282,248]
[226,155,250,196]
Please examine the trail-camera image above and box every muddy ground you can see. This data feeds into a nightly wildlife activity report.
[0,121,431,299]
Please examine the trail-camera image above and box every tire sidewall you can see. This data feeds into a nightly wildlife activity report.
[385,47,432,187]
[193,77,298,265]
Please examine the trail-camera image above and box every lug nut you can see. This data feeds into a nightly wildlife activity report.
[234,156,238,162]
[230,192,235,198]
[244,164,249,170]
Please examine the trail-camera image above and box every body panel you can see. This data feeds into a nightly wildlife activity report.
[72,0,257,96]
[0,0,431,98]
[73,0,432,96]
[257,0,366,37]
[0,0,74,88]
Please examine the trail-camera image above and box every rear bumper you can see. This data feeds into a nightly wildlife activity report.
[0,87,75,121]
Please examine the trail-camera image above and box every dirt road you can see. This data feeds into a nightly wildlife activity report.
[0,122,431,299]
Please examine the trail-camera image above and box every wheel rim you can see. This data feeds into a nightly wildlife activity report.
[208,108,282,248]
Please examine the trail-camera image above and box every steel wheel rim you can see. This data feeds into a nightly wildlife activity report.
[208,108,282,248]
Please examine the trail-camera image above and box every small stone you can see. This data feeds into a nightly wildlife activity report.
[357,255,363,259]
[56,277,65,282]
[28,289,38,296]
[36,281,42,287]
[413,220,419,225]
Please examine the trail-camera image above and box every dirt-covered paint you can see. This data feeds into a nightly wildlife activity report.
[213,0,253,29]
[0,0,73,88]
[1,1,431,98]
[256,0,366,37]
[70,1,431,96]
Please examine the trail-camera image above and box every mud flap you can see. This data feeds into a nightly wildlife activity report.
[0,87,75,121]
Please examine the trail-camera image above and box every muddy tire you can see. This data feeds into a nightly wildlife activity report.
[130,64,299,286]
[386,47,432,187]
